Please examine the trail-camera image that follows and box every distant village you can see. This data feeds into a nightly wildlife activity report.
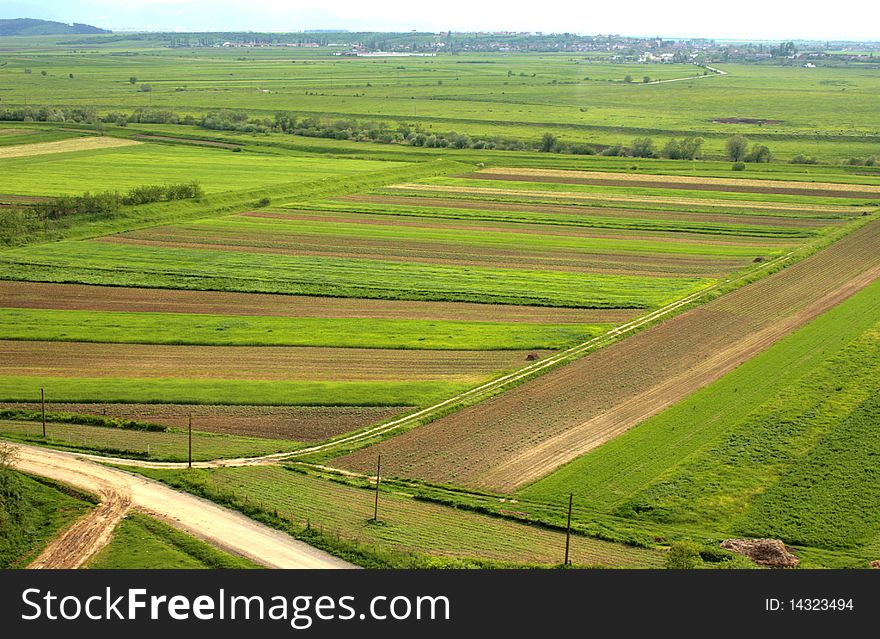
[179,31,880,66]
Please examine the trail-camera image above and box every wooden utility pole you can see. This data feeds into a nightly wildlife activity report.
[41,388,46,438]
[188,413,193,469]
[564,492,573,566]
[372,455,381,522]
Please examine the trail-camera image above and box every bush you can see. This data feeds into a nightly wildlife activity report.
[663,137,703,160]
[732,162,746,171]
[745,144,772,163]
[256,197,271,207]
[790,154,817,164]
[666,541,703,569]
[630,137,656,158]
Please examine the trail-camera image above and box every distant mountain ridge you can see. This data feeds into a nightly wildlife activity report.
[0,18,110,36]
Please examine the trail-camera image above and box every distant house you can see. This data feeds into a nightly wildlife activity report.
[803,62,816,68]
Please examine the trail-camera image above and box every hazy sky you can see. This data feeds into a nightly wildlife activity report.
[1,0,878,40]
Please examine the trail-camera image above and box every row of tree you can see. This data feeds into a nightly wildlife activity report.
[33,182,203,220]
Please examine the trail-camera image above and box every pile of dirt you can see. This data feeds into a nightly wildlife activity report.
[720,539,800,568]
[870,560,880,569]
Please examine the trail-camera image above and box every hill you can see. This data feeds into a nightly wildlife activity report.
[0,18,109,37]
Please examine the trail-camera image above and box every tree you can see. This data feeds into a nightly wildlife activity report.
[745,144,772,163]
[643,75,651,84]
[631,137,656,158]
[129,76,137,84]
[663,136,703,160]
[726,135,749,162]
[623,75,633,83]
[539,132,558,153]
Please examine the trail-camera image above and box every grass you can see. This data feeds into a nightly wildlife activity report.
[0,240,716,308]
[301,200,822,238]
[0,376,478,407]
[128,464,665,568]
[0,470,94,568]
[736,390,880,549]
[87,511,261,568]
[0,419,303,461]
[0,142,406,196]
[0,307,611,350]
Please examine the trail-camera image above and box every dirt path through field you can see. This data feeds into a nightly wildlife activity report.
[0,136,140,159]
[15,444,353,569]
[27,467,131,569]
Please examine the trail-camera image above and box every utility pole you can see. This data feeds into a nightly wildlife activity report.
[564,492,573,566]
[372,455,381,522]
[41,387,46,438]
[188,413,193,469]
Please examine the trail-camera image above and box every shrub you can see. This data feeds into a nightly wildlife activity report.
[666,541,703,569]
[790,154,817,164]
[745,144,772,163]
[732,162,746,171]
[631,137,656,158]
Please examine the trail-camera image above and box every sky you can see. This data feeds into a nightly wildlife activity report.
[1,0,878,41]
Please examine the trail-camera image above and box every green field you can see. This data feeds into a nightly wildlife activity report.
[2,41,880,161]
[87,511,261,569]
[0,240,716,308]
[0,377,473,407]
[0,307,609,350]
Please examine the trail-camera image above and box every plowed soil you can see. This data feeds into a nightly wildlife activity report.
[0,402,406,441]
[335,219,880,492]
[0,280,634,324]
[0,341,545,382]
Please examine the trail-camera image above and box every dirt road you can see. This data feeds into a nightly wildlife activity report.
[15,444,353,569]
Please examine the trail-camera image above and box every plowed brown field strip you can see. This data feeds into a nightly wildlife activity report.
[0,402,407,441]
[0,341,543,382]
[473,168,880,198]
[334,219,880,492]
[0,281,633,323]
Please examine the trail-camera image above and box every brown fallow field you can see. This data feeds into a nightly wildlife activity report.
[0,341,544,382]
[335,219,880,492]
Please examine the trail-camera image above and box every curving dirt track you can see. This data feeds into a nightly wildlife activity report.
[15,444,353,569]
[334,219,880,492]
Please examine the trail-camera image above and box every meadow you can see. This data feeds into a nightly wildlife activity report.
[1,39,879,160]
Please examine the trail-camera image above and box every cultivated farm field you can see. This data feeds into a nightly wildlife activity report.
[1,36,879,569]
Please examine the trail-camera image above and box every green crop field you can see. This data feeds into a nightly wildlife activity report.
[0,308,609,350]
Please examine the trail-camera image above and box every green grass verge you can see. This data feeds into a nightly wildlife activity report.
[86,511,261,569]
